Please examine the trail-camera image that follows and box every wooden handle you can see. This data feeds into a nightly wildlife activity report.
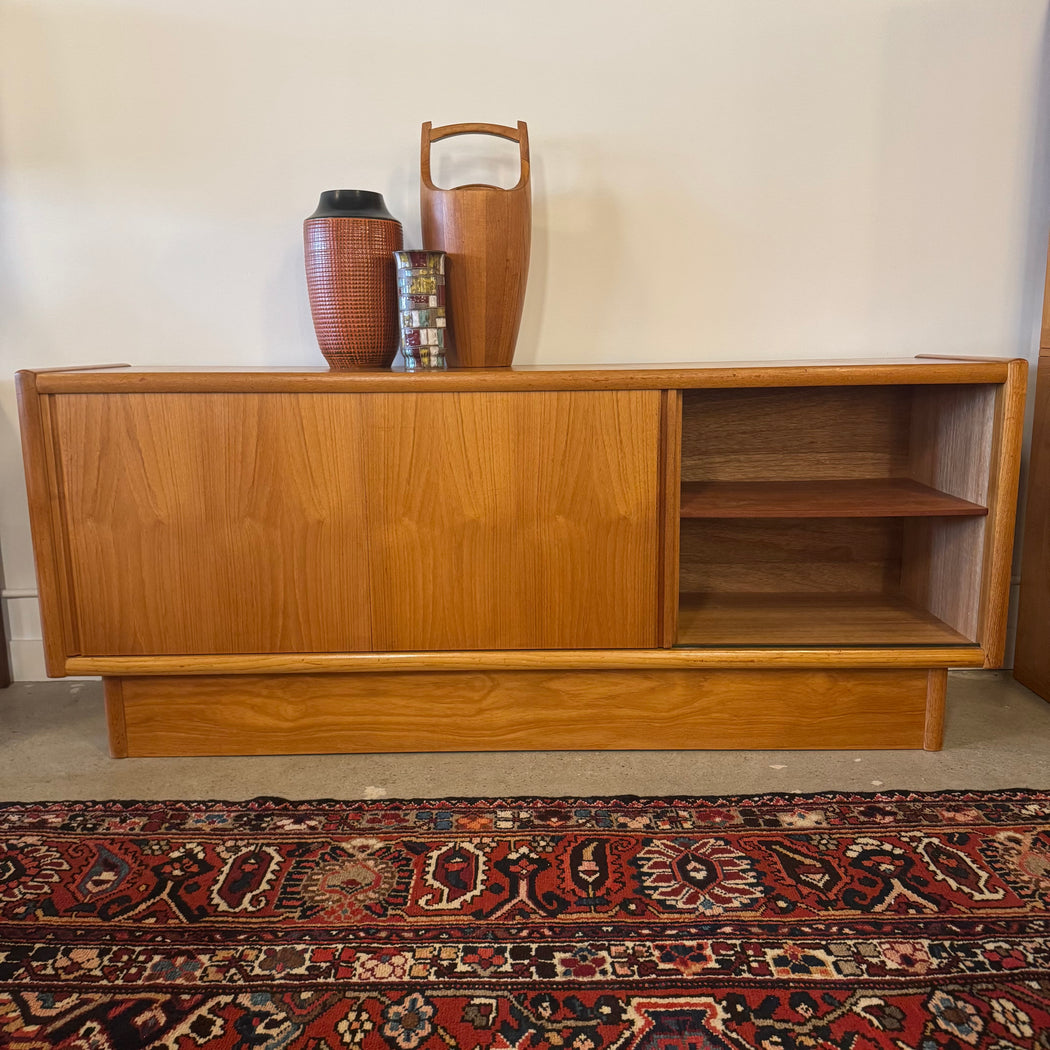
[421,120,530,191]
[426,121,523,143]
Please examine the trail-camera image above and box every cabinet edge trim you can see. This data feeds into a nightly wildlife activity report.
[67,647,986,676]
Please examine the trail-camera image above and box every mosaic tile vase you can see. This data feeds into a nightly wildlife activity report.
[394,250,449,370]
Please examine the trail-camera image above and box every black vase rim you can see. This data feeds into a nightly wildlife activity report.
[306,190,399,221]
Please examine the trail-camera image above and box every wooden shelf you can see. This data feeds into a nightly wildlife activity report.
[679,478,988,518]
[676,593,974,647]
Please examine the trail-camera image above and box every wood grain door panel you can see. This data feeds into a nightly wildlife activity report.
[54,389,662,655]
[54,393,374,655]
[502,390,662,648]
[363,390,662,650]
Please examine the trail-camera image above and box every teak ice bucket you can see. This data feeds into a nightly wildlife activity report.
[420,121,531,368]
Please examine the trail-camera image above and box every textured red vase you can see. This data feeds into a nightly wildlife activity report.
[303,190,403,369]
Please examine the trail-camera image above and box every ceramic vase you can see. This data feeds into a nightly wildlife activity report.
[304,190,403,369]
[419,121,531,368]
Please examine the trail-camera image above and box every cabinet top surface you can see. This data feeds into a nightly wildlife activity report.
[21,356,1023,393]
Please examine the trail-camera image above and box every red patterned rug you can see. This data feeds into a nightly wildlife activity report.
[1,791,1049,1049]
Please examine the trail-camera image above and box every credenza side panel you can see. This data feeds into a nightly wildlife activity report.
[53,393,375,655]
[362,390,662,650]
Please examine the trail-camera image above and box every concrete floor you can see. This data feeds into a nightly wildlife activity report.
[0,671,1048,801]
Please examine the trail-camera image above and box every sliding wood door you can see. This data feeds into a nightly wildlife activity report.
[52,389,662,655]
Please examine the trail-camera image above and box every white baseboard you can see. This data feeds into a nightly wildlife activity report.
[3,594,44,681]
[9,636,49,682]
[5,636,97,683]
[2,594,96,682]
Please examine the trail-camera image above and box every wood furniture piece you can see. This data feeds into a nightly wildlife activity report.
[1014,243,1050,701]
[16,357,1026,757]
[420,121,531,367]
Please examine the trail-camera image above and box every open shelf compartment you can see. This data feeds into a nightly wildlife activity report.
[676,593,973,648]
[675,383,998,649]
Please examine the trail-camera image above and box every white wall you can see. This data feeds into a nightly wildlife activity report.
[2,0,1048,677]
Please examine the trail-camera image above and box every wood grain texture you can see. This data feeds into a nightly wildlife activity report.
[1015,352,1050,697]
[362,392,501,650]
[113,667,935,756]
[676,593,972,647]
[899,520,983,644]
[40,396,84,663]
[976,358,1027,667]
[660,390,682,647]
[30,359,1016,394]
[907,384,994,503]
[103,678,128,758]
[420,121,530,367]
[363,391,661,650]
[679,518,903,595]
[53,390,660,655]
[53,393,375,655]
[425,122,529,147]
[681,386,911,482]
[66,644,985,676]
[900,385,997,642]
[923,668,947,751]
[680,478,987,518]
[14,372,78,674]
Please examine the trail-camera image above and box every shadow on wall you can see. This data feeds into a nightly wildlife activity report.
[360,128,738,368]
[515,171,617,365]
[0,108,48,617]
[262,244,317,368]
[1016,4,1050,363]
[513,149,551,364]
[516,138,743,366]
[1009,0,1050,675]
[866,5,1050,359]
[508,136,625,366]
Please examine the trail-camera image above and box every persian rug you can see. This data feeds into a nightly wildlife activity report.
[1,791,1049,1049]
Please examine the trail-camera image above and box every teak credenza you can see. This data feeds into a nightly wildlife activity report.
[17,358,1026,757]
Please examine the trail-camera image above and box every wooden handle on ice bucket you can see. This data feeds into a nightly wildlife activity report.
[420,121,530,191]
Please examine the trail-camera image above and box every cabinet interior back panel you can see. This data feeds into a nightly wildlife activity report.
[680,518,903,594]
[681,386,911,481]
